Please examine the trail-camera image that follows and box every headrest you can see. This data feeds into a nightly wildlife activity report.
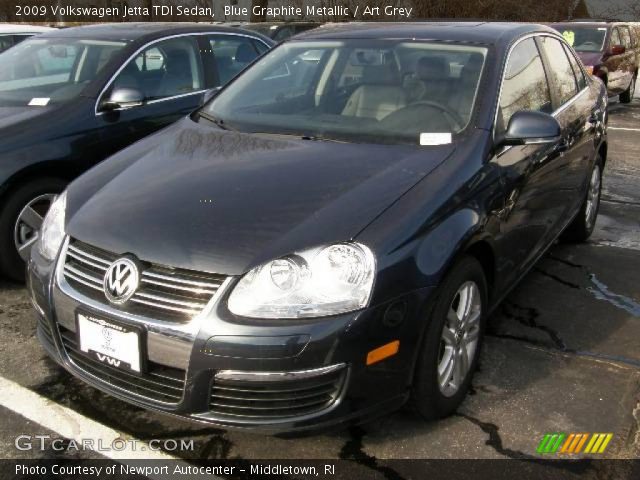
[362,63,400,85]
[165,50,190,73]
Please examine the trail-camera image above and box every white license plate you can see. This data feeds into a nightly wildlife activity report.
[77,313,142,373]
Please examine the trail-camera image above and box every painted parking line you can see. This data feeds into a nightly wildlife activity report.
[0,376,216,480]
[0,375,175,460]
[608,127,640,132]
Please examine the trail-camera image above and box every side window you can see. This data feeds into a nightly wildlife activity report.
[135,47,165,71]
[610,28,621,47]
[36,46,79,76]
[252,40,269,55]
[538,37,578,107]
[208,35,260,86]
[273,27,293,42]
[620,27,632,48]
[111,36,203,101]
[563,43,586,91]
[499,38,552,131]
[0,35,13,53]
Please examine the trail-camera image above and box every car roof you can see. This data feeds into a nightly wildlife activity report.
[36,22,271,43]
[549,21,620,27]
[0,23,55,34]
[251,22,321,26]
[295,22,558,45]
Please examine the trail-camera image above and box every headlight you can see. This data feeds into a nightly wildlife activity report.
[38,191,67,261]
[228,243,375,318]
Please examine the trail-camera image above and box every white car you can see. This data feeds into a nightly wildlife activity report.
[0,24,54,54]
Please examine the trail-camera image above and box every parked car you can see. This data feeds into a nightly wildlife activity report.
[29,22,607,433]
[551,20,638,102]
[0,23,273,281]
[0,23,54,54]
[237,22,321,41]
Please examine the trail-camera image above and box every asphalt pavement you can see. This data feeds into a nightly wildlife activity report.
[0,92,638,469]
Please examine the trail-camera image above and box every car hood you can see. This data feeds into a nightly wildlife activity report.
[0,106,56,130]
[66,119,454,275]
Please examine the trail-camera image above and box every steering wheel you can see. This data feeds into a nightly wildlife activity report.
[387,101,465,132]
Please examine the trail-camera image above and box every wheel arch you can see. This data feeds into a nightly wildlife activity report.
[0,161,80,208]
[598,140,608,168]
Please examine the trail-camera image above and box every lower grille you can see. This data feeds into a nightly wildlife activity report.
[58,325,186,404]
[209,367,346,419]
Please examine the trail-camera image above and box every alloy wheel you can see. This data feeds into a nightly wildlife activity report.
[437,280,482,397]
[585,165,601,229]
[13,193,57,261]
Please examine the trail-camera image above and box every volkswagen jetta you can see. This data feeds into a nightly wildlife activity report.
[0,23,272,281]
[28,22,607,433]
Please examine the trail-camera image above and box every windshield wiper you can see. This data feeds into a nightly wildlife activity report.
[300,134,346,143]
[198,111,234,131]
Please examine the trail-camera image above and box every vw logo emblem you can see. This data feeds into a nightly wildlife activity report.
[103,257,140,305]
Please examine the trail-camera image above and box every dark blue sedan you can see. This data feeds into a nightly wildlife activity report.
[29,22,607,433]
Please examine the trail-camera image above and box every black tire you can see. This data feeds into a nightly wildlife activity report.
[562,157,603,243]
[0,178,67,282]
[409,255,487,420]
[619,75,636,104]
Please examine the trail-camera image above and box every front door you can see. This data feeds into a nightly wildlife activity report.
[94,35,206,157]
[537,36,596,220]
[490,37,570,288]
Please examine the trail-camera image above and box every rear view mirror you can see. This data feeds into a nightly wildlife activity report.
[101,88,144,111]
[499,110,561,146]
[610,44,626,55]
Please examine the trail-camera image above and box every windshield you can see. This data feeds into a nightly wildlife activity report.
[0,37,127,107]
[556,26,607,52]
[204,40,487,145]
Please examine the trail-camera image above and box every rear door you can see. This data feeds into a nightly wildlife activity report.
[619,26,635,90]
[605,28,625,93]
[491,37,568,285]
[537,36,596,218]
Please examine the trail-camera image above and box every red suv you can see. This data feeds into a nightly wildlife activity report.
[551,21,638,103]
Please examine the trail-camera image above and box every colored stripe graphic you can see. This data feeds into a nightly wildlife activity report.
[537,433,565,454]
[574,433,589,453]
[584,433,613,454]
[541,433,614,455]
[559,433,588,453]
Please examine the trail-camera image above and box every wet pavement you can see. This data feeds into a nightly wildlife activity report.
[0,93,639,467]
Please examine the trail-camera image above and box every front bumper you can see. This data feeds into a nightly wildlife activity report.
[28,239,434,434]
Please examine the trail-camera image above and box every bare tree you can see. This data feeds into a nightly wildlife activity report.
[251,0,269,22]
[411,0,573,22]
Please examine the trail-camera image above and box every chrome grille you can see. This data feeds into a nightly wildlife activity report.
[209,367,347,419]
[59,325,185,404]
[62,239,226,321]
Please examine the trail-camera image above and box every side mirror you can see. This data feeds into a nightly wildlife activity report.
[203,86,222,104]
[609,44,626,55]
[498,110,561,147]
[101,87,144,111]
